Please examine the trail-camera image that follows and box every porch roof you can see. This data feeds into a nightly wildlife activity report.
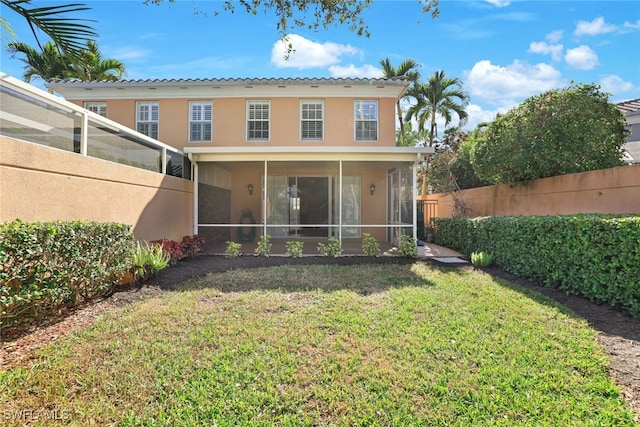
[184,146,434,163]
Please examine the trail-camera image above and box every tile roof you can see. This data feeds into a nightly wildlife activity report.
[47,76,409,87]
[617,98,640,114]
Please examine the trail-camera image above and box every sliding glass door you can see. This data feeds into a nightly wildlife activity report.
[265,174,360,238]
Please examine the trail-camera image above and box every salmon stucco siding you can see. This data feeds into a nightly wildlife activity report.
[47,77,433,250]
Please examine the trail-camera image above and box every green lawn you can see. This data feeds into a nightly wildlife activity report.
[1,263,636,426]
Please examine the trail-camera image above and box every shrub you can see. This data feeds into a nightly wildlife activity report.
[317,238,342,257]
[471,251,494,268]
[286,241,304,258]
[131,242,171,283]
[433,215,640,318]
[180,234,205,258]
[362,233,380,257]
[225,241,243,259]
[150,234,205,265]
[398,234,417,258]
[150,238,184,265]
[255,235,272,257]
[0,220,135,330]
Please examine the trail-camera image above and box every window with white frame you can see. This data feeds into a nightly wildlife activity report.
[247,100,270,141]
[84,102,107,117]
[189,101,212,142]
[301,100,323,140]
[354,100,378,141]
[136,101,159,139]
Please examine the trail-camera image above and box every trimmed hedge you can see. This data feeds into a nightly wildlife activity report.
[433,215,640,318]
[0,220,135,329]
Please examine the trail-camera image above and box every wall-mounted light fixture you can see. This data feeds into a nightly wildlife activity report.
[247,184,254,196]
[370,183,376,196]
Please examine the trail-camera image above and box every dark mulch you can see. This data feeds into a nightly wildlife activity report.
[2,254,638,417]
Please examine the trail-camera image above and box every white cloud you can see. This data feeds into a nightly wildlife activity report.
[484,0,511,7]
[546,30,564,43]
[624,19,640,30]
[599,75,636,94]
[328,64,383,78]
[574,17,617,36]
[146,56,252,79]
[564,45,598,70]
[528,41,563,61]
[464,103,514,130]
[465,59,564,105]
[105,46,150,62]
[139,32,165,41]
[270,34,359,69]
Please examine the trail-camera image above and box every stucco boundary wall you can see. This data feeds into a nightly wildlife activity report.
[0,136,194,242]
[422,164,640,219]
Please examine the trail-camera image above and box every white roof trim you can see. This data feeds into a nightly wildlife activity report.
[46,77,409,100]
[185,146,433,162]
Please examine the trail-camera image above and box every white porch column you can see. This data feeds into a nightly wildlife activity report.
[339,160,343,241]
[192,159,199,236]
[263,160,268,236]
[412,161,418,240]
[161,147,167,174]
[80,111,89,156]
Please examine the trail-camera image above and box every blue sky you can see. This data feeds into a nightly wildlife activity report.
[2,0,639,131]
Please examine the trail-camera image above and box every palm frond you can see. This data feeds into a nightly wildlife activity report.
[1,0,97,58]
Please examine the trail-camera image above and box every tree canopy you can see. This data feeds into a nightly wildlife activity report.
[470,83,627,185]
[145,0,439,40]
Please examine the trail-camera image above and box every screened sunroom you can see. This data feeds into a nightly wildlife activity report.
[185,146,431,254]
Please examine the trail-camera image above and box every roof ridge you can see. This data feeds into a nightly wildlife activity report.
[48,76,408,84]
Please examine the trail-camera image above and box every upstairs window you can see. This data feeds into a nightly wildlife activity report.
[301,100,323,141]
[84,102,107,117]
[354,100,378,141]
[136,101,159,139]
[189,101,212,142]
[247,100,270,141]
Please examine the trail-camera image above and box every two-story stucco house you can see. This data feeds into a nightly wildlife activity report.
[618,98,640,164]
[47,77,432,252]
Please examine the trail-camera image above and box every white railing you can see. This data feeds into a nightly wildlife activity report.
[0,72,190,179]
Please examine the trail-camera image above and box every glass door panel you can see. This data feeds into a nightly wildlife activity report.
[266,174,288,236]
[289,176,330,237]
[341,175,361,237]
[387,170,400,244]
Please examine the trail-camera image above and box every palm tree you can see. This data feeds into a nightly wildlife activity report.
[7,41,70,85]
[379,58,421,146]
[8,40,126,87]
[404,70,469,146]
[1,0,96,59]
[69,40,126,81]
[405,70,469,195]
[395,122,428,147]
